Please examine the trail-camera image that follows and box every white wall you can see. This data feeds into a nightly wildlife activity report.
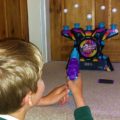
[27,0,51,63]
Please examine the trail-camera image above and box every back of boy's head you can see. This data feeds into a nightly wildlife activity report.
[0,39,43,114]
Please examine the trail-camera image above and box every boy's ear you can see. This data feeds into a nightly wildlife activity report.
[21,91,33,106]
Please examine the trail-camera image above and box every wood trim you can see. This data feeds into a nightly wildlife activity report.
[108,0,112,26]
[92,0,95,28]
[4,0,8,37]
[20,0,29,41]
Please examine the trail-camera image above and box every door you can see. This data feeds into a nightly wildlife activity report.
[0,0,29,41]
[50,0,120,62]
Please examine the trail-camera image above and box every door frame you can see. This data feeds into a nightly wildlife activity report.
[28,0,51,63]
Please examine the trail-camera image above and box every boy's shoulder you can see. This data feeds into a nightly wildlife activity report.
[0,117,6,120]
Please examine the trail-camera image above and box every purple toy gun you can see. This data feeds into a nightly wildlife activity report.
[66,48,80,80]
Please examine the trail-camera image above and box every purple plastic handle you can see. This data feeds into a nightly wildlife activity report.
[66,58,79,80]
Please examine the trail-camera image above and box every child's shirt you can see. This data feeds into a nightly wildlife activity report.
[0,115,18,120]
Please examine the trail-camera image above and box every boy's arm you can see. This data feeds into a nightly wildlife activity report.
[67,74,94,120]
[74,106,93,120]
[38,84,68,106]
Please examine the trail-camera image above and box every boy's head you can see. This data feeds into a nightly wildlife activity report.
[0,39,44,114]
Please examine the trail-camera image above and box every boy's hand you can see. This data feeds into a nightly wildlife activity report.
[38,84,69,106]
[67,74,85,108]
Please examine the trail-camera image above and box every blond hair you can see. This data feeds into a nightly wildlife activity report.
[0,39,43,114]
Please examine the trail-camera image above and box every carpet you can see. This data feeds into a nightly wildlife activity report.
[25,61,120,120]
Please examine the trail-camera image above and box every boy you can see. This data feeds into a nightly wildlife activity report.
[0,39,93,120]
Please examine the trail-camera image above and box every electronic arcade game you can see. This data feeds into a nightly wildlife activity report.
[61,22,119,71]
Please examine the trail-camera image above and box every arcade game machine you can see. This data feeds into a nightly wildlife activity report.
[61,22,119,72]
